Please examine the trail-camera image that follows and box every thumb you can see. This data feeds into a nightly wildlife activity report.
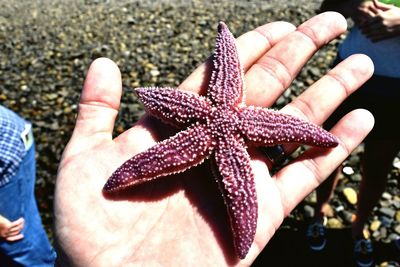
[68,58,122,153]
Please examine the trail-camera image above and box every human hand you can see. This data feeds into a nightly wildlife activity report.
[318,0,377,22]
[359,0,400,41]
[350,0,380,26]
[0,216,24,242]
[54,12,374,266]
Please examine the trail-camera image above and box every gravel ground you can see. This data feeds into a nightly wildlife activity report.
[0,0,399,265]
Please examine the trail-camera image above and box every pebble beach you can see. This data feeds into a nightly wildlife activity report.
[0,0,399,265]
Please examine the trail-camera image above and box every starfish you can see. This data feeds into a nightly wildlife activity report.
[104,22,338,259]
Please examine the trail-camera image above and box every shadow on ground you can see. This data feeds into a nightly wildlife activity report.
[253,219,399,267]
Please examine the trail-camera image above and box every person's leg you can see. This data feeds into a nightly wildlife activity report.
[0,144,56,266]
[19,143,57,266]
[314,167,341,222]
[352,138,400,239]
[0,154,29,266]
[307,166,342,251]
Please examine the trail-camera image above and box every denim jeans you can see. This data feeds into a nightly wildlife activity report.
[0,144,56,266]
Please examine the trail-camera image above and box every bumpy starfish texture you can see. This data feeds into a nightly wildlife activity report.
[104,22,338,259]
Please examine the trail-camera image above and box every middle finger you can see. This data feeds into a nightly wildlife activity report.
[245,12,347,107]
[276,54,374,157]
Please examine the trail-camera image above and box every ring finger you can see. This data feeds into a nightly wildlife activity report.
[266,54,374,164]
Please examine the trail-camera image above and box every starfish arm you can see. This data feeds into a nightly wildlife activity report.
[212,135,257,259]
[238,106,338,147]
[208,22,244,108]
[135,87,212,128]
[104,123,214,192]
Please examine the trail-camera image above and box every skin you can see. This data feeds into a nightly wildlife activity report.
[54,12,374,267]
[360,0,400,41]
[0,215,24,242]
[320,0,400,42]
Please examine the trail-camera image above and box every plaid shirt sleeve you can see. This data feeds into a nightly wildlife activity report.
[0,105,27,186]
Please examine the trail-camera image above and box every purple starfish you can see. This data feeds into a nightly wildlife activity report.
[104,22,338,259]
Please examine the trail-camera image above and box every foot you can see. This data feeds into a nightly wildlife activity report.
[353,238,374,267]
[306,217,327,251]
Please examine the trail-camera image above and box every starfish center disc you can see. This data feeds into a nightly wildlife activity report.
[207,107,239,138]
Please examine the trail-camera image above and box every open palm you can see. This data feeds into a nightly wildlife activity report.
[54,12,374,267]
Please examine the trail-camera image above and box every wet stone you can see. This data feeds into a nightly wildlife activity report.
[339,210,353,225]
[372,230,381,239]
[303,204,314,219]
[393,157,400,169]
[380,216,394,228]
[379,207,396,218]
[370,220,381,232]
[343,187,358,205]
[394,224,400,235]
[342,166,354,176]
[388,178,398,187]
[380,200,392,208]
[379,227,388,240]
[327,218,343,229]
[150,69,160,77]
[350,173,362,182]
[387,233,399,242]
[396,211,400,222]
[382,192,392,200]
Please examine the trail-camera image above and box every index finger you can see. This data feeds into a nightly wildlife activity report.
[245,12,347,107]
[181,12,347,108]
[179,21,297,94]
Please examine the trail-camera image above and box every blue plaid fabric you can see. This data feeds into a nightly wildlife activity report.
[0,105,27,187]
